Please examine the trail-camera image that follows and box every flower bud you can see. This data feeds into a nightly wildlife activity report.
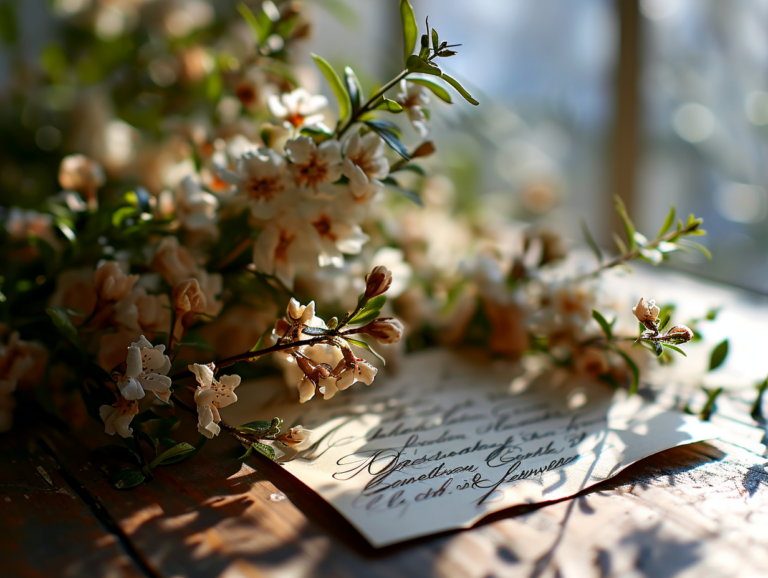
[172,279,207,334]
[286,298,315,324]
[58,154,105,192]
[362,317,404,345]
[663,325,694,344]
[277,425,314,450]
[632,297,660,327]
[93,261,139,302]
[364,266,392,300]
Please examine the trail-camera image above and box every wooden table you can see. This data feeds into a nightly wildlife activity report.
[3,268,768,578]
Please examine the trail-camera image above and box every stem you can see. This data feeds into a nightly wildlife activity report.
[217,237,254,271]
[169,335,329,381]
[575,226,697,282]
[133,431,153,480]
[336,70,410,138]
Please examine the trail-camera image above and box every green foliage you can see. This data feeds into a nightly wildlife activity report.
[399,0,418,65]
[708,339,729,371]
[614,347,640,395]
[581,220,602,264]
[311,53,351,124]
[45,308,84,353]
[406,55,442,76]
[344,66,363,111]
[658,206,676,237]
[440,73,479,105]
[364,120,410,159]
[591,310,613,341]
[237,417,282,437]
[372,98,404,112]
[381,176,423,206]
[346,337,386,365]
[240,441,276,460]
[408,78,452,103]
[109,469,146,490]
[348,295,386,326]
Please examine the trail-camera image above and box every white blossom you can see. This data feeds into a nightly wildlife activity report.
[174,175,218,235]
[285,136,343,191]
[342,132,389,201]
[190,363,241,438]
[396,81,430,137]
[268,88,327,129]
[99,398,139,438]
[301,201,369,268]
[278,425,314,450]
[221,148,292,219]
[252,217,317,288]
[116,336,172,402]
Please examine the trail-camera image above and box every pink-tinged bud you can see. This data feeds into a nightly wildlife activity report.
[93,261,139,302]
[632,297,660,325]
[364,266,392,300]
[663,325,694,344]
[58,154,105,192]
[277,425,314,450]
[172,279,207,335]
[362,317,404,345]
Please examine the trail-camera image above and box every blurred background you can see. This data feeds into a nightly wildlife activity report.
[2,0,768,293]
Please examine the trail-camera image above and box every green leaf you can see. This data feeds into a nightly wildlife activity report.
[408,78,452,103]
[614,348,640,395]
[581,220,602,263]
[658,205,676,237]
[431,27,439,53]
[241,442,276,460]
[680,240,712,260]
[238,417,282,436]
[614,195,636,250]
[406,55,442,76]
[344,66,363,111]
[364,120,410,160]
[440,73,479,105]
[591,310,613,341]
[238,3,267,45]
[311,53,351,124]
[140,416,180,439]
[300,125,334,143]
[659,314,671,331]
[662,343,687,357]
[148,437,205,468]
[653,341,663,357]
[346,337,386,366]
[46,308,84,352]
[612,232,628,255]
[708,339,729,372]
[109,469,145,491]
[372,97,404,113]
[348,294,386,326]
[399,0,418,65]
[381,176,423,206]
[391,163,426,176]
[249,329,271,353]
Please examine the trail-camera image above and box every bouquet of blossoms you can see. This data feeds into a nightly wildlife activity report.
[0,0,710,489]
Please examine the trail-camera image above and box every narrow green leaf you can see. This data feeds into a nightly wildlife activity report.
[148,438,205,468]
[700,387,723,421]
[614,195,636,250]
[311,53,351,123]
[708,339,729,372]
[391,163,426,176]
[406,55,442,76]
[431,28,439,53]
[614,348,640,395]
[399,0,418,65]
[591,310,613,341]
[364,120,410,160]
[237,420,272,435]
[612,232,628,255]
[381,176,423,206]
[46,308,84,352]
[662,343,687,357]
[238,3,267,45]
[344,66,363,111]
[372,97,404,112]
[348,294,386,326]
[440,73,479,105]
[581,219,602,263]
[408,78,452,103]
[658,205,676,237]
[680,240,712,260]
[346,337,386,366]
[659,315,671,331]
[109,469,145,490]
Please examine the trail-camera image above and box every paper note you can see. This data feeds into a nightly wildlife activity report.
[225,349,718,548]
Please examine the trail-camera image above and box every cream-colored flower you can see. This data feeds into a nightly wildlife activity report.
[575,347,611,378]
[58,154,105,192]
[301,202,369,268]
[190,363,240,438]
[632,297,660,325]
[113,288,172,336]
[277,425,314,450]
[99,397,139,438]
[286,298,315,324]
[174,175,218,235]
[152,236,198,286]
[268,88,327,129]
[252,217,317,289]
[0,331,48,432]
[93,261,139,302]
[285,136,343,191]
[223,148,291,219]
[116,336,172,401]
[362,317,404,345]
[172,278,207,335]
[342,132,389,201]
[49,267,99,323]
[335,358,377,393]
[396,81,430,137]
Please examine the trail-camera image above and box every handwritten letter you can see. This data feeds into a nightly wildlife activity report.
[227,350,718,547]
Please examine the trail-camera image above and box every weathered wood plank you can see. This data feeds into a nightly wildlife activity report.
[0,430,146,578]
[39,419,768,578]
